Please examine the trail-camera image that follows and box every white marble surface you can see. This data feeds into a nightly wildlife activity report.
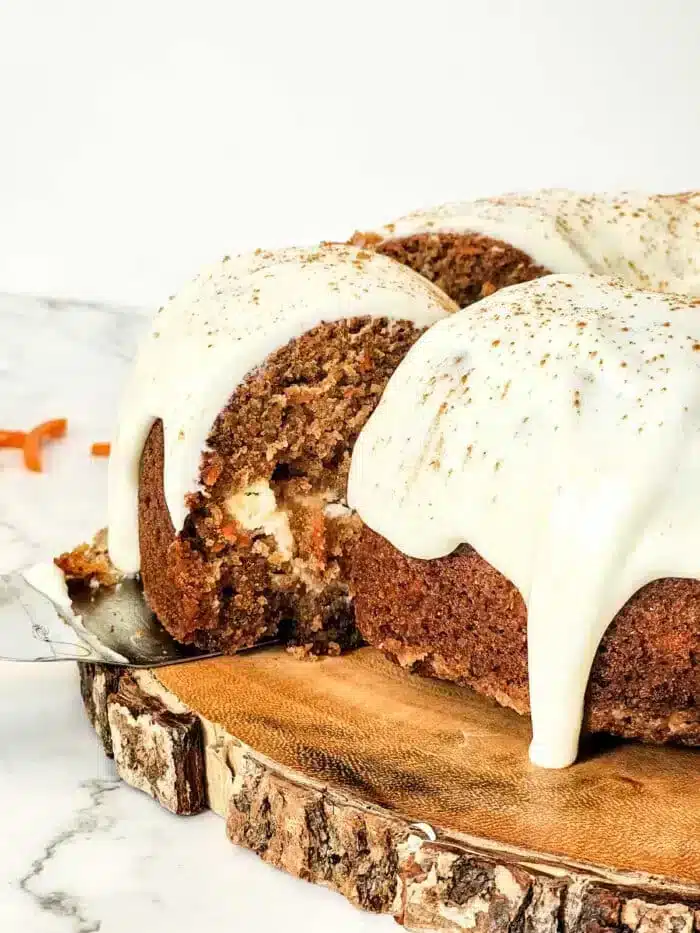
[0,293,387,932]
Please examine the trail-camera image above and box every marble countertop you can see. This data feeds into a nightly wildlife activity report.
[0,293,386,932]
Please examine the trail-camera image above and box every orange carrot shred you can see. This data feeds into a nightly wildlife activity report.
[0,430,26,448]
[23,419,67,473]
[91,442,111,457]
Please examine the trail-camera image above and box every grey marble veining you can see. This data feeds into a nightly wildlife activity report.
[0,292,386,932]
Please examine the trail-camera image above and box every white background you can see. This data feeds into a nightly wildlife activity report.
[1,0,700,306]
[1,3,700,931]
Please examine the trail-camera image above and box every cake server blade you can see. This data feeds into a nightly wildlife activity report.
[0,571,224,667]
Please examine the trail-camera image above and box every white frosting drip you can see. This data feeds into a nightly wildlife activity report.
[349,274,700,768]
[371,190,700,295]
[107,244,456,575]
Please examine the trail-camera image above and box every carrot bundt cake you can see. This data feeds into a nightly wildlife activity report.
[348,273,700,767]
[73,195,700,769]
[351,189,700,306]
[106,244,456,654]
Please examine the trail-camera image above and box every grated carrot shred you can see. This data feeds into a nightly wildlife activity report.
[90,442,111,457]
[0,430,26,448]
[23,419,67,472]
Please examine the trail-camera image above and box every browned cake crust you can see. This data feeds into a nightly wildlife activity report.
[351,526,700,747]
[138,317,426,654]
[350,231,550,307]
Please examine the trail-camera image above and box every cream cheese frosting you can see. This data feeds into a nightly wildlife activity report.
[368,190,700,295]
[348,274,700,768]
[107,244,456,575]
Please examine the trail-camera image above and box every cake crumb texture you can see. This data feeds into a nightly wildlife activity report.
[138,317,425,654]
[350,231,550,307]
[56,528,123,589]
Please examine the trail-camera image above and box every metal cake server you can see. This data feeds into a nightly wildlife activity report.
[0,572,223,667]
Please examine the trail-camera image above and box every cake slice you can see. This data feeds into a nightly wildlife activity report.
[106,244,456,653]
[351,189,700,306]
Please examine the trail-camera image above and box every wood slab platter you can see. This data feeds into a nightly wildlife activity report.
[79,647,700,932]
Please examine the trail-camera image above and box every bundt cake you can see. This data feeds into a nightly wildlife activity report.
[106,244,457,654]
[351,189,700,306]
[348,273,700,767]
[69,195,700,769]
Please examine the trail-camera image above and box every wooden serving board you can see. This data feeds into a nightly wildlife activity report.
[79,647,700,932]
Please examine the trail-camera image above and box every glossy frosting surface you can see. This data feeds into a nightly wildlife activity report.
[349,274,700,766]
